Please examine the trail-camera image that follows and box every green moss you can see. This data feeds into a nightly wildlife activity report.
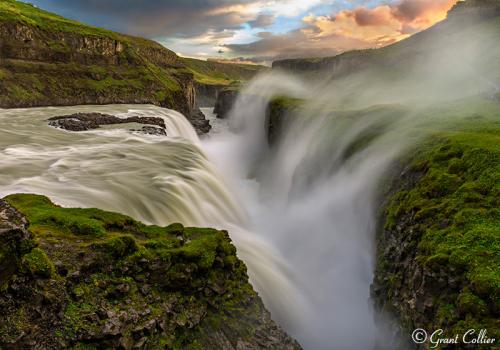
[93,235,139,258]
[0,68,8,79]
[457,289,488,316]
[381,98,500,338]
[21,247,55,278]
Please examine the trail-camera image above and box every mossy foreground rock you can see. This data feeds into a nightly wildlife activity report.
[372,120,500,348]
[0,194,301,350]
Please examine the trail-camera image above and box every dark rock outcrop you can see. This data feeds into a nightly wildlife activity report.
[189,108,212,134]
[266,97,303,145]
[214,88,239,119]
[194,82,226,107]
[48,112,167,133]
[0,194,302,349]
[133,126,167,136]
[0,201,34,289]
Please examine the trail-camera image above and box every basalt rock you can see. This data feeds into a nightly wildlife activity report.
[0,194,302,350]
[48,112,167,133]
[214,88,239,119]
[0,201,34,288]
[195,82,226,107]
[190,108,212,134]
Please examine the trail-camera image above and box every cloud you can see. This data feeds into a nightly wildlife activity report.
[225,0,457,62]
[353,6,394,27]
[224,29,368,64]
[27,0,457,63]
[248,14,275,28]
[29,0,259,38]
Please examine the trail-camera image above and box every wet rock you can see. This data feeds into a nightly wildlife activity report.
[48,113,166,132]
[132,126,167,136]
[214,88,239,119]
[189,108,212,134]
[0,200,33,287]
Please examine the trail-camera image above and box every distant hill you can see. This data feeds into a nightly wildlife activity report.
[0,0,262,116]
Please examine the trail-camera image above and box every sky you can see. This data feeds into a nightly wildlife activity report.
[24,0,459,64]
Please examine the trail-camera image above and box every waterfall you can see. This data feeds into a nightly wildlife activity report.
[202,70,480,349]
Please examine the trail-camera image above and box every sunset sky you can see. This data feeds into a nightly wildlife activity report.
[24,0,459,64]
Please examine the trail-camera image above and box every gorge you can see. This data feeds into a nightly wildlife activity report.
[1,0,500,349]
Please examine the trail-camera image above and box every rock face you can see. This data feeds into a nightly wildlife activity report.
[0,0,211,133]
[189,108,212,134]
[0,194,302,350]
[0,201,34,289]
[214,88,239,119]
[266,97,302,145]
[371,135,500,348]
[195,82,226,107]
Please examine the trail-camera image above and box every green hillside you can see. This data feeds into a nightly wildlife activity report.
[0,0,262,113]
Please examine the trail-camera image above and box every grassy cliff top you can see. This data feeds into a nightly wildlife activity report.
[183,57,267,86]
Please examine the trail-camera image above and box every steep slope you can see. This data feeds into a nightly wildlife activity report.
[0,194,301,350]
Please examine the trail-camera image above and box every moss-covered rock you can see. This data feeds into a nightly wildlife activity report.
[372,106,500,348]
[0,200,34,289]
[0,194,301,349]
